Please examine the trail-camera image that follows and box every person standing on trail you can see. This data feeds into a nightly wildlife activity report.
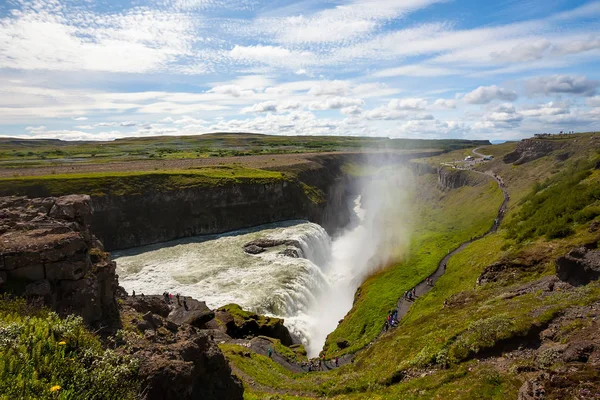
[412,288,416,298]
[183,297,189,311]
[268,347,272,358]
[132,290,135,298]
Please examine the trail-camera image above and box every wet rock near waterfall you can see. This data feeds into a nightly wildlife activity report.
[280,248,300,258]
[214,303,294,346]
[556,245,600,286]
[243,245,265,254]
[243,239,302,255]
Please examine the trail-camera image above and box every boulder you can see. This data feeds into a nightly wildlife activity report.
[168,299,215,328]
[243,245,264,255]
[48,194,92,224]
[556,246,600,286]
[137,326,244,400]
[216,304,294,346]
[129,296,171,318]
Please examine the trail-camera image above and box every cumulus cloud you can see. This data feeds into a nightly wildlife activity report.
[433,99,457,109]
[308,81,350,96]
[525,75,599,97]
[464,85,518,104]
[242,101,301,113]
[309,97,364,110]
[207,84,255,97]
[388,98,428,110]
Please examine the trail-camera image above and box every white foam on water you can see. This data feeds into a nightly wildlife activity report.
[114,221,332,347]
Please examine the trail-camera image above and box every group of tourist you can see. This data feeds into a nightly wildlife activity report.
[403,287,417,302]
[162,291,189,310]
[383,309,399,332]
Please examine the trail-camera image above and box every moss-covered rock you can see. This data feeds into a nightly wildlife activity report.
[216,304,294,346]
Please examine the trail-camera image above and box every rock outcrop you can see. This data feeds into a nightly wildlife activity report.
[503,139,565,165]
[0,195,118,327]
[213,303,295,346]
[556,245,600,286]
[437,167,488,190]
[118,296,244,400]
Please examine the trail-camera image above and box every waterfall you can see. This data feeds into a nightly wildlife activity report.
[114,166,413,357]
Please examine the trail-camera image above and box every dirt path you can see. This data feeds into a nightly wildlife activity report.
[472,146,488,157]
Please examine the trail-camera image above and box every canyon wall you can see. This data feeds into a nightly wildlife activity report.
[92,152,435,251]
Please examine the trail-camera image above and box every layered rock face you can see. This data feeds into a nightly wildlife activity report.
[0,195,118,326]
[437,167,488,190]
[503,138,565,165]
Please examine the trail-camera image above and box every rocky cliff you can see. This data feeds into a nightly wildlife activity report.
[437,166,488,190]
[503,138,566,165]
[91,152,430,251]
[0,195,118,327]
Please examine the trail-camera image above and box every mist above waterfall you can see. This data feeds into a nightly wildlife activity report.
[304,162,414,357]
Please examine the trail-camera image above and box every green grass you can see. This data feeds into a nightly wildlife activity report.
[0,166,287,197]
[322,172,503,357]
[0,134,490,168]
[507,157,600,242]
[0,298,138,400]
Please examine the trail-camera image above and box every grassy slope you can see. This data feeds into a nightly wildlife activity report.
[322,172,503,357]
[0,166,286,197]
[223,133,600,399]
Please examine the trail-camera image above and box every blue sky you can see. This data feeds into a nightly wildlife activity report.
[0,0,599,141]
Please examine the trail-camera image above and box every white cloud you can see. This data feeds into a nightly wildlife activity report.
[25,125,46,132]
[525,75,599,97]
[309,97,364,110]
[229,45,314,68]
[433,99,457,109]
[341,106,363,115]
[388,98,428,110]
[120,121,137,127]
[242,101,301,113]
[374,64,462,77]
[587,96,600,107]
[308,80,350,97]
[72,116,88,121]
[0,5,197,73]
[207,84,255,97]
[464,85,518,104]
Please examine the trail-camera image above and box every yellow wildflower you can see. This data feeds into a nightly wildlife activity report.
[50,385,61,392]
[58,341,66,346]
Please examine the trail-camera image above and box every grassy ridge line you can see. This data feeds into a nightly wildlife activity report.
[0,166,287,197]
